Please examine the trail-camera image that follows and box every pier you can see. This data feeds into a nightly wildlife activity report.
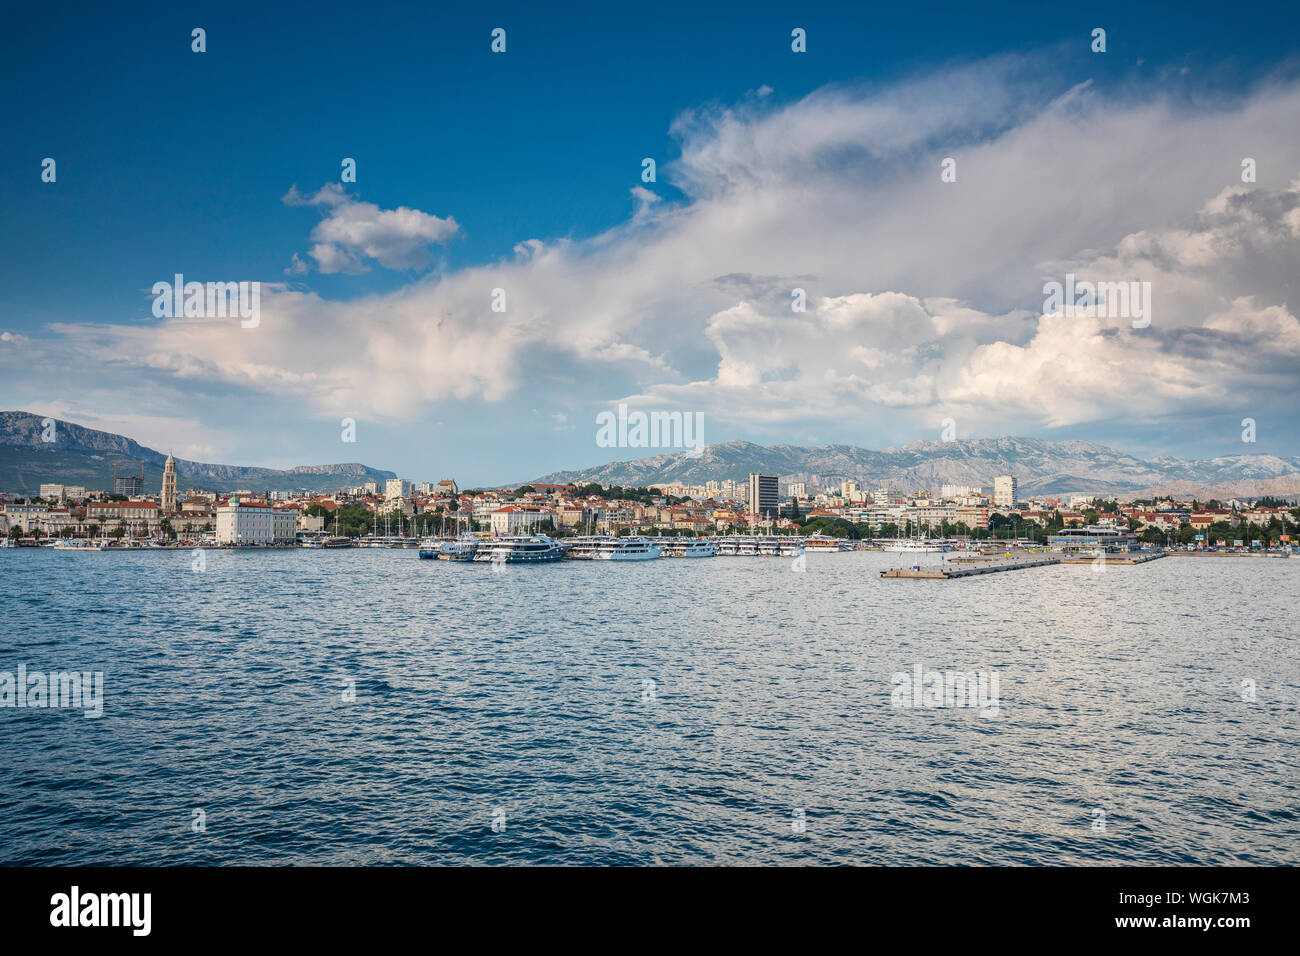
[882,553,1061,579]
[1058,551,1167,565]
[884,549,1172,578]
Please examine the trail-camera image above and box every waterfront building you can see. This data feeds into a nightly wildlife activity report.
[489,505,556,534]
[86,500,160,522]
[3,503,49,533]
[1049,525,1138,553]
[993,474,1018,507]
[215,497,297,544]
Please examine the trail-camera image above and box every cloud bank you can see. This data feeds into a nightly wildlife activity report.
[12,57,1300,451]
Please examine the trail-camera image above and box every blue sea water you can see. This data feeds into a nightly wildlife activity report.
[0,548,1296,865]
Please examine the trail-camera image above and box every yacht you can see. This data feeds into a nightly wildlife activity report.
[564,535,663,560]
[472,535,565,564]
[652,537,717,558]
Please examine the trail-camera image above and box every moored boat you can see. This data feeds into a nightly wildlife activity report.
[564,535,662,560]
[472,535,564,564]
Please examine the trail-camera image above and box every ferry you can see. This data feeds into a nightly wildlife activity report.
[891,537,953,554]
[652,537,717,558]
[804,534,851,552]
[472,535,565,564]
[322,536,353,548]
[564,535,663,560]
[716,534,804,556]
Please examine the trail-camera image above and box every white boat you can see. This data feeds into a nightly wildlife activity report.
[564,535,662,560]
[53,539,104,551]
[472,535,565,564]
[893,538,952,554]
[426,534,480,560]
[652,537,717,558]
[714,534,803,556]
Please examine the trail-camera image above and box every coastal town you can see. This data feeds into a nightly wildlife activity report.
[2,452,1296,555]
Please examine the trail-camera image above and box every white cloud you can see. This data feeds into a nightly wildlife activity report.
[16,60,1300,446]
[283,183,459,273]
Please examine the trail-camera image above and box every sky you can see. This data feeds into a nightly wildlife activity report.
[2,1,1300,486]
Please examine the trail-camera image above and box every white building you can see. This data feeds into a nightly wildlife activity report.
[993,474,1018,508]
[385,478,412,500]
[489,505,556,534]
[216,498,298,544]
[786,482,806,498]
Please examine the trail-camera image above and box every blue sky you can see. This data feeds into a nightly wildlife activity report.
[3,1,1300,485]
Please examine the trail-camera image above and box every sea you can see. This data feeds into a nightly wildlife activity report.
[1,548,1296,865]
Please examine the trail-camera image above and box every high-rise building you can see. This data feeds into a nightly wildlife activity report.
[993,474,1018,507]
[161,453,178,512]
[786,482,806,499]
[747,473,779,519]
[385,478,412,500]
[114,474,144,496]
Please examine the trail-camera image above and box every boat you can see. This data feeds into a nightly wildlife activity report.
[564,535,663,560]
[472,535,565,564]
[893,539,951,554]
[53,539,104,551]
[715,534,804,556]
[651,537,717,557]
[322,536,353,548]
[804,534,851,552]
[415,534,480,560]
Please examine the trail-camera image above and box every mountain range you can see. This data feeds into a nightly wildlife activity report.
[532,438,1300,500]
[4,410,1299,501]
[0,411,395,495]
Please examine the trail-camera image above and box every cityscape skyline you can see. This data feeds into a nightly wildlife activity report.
[5,407,1300,499]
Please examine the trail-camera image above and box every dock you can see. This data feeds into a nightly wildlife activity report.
[1058,551,1167,566]
[884,549,1171,578]
[882,553,1061,578]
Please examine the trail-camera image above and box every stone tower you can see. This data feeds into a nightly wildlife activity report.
[161,453,177,512]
